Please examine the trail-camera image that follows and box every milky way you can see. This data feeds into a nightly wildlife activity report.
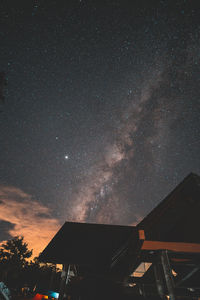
[65,38,200,224]
[0,1,200,252]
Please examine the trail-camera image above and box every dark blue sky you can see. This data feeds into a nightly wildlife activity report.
[0,0,200,254]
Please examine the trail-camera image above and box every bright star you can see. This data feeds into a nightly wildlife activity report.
[65,155,69,160]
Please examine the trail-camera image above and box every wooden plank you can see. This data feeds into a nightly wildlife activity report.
[139,229,145,240]
[58,264,68,300]
[141,240,200,253]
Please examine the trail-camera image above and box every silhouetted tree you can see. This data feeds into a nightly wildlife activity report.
[0,236,32,289]
[0,237,60,295]
[0,236,32,266]
[23,258,61,292]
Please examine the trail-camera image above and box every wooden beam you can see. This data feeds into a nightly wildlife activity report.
[58,264,67,300]
[139,229,145,240]
[141,240,200,254]
[58,264,69,300]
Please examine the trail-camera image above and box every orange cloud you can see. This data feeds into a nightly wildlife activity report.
[0,185,60,258]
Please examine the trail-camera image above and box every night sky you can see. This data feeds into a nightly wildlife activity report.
[0,0,200,257]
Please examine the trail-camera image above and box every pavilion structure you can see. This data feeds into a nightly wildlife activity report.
[40,173,200,300]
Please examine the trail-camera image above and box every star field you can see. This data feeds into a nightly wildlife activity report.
[0,0,200,255]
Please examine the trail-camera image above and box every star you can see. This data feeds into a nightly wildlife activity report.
[65,155,69,160]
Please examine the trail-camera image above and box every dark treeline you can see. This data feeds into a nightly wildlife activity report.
[0,236,61,297]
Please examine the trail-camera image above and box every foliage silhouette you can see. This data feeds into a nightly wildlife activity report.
[0,236,32,289]
[0,236,60,294]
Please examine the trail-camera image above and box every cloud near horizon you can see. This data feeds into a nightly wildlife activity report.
[0,185,60,258]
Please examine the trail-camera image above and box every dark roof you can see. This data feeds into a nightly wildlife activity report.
[138,173,200,243]
[40,173,200,278]
[39,222,137,271]
[135,174,200,292]
[39,173,200,296]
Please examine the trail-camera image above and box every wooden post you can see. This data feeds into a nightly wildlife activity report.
[49,264,56,290]
[58,264,68,300]
[160,250,176,300]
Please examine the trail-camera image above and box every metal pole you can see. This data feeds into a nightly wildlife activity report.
[154,261,165,299]
[66,264,71,285]
[160,250,176,300]
[176,264,200,287]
